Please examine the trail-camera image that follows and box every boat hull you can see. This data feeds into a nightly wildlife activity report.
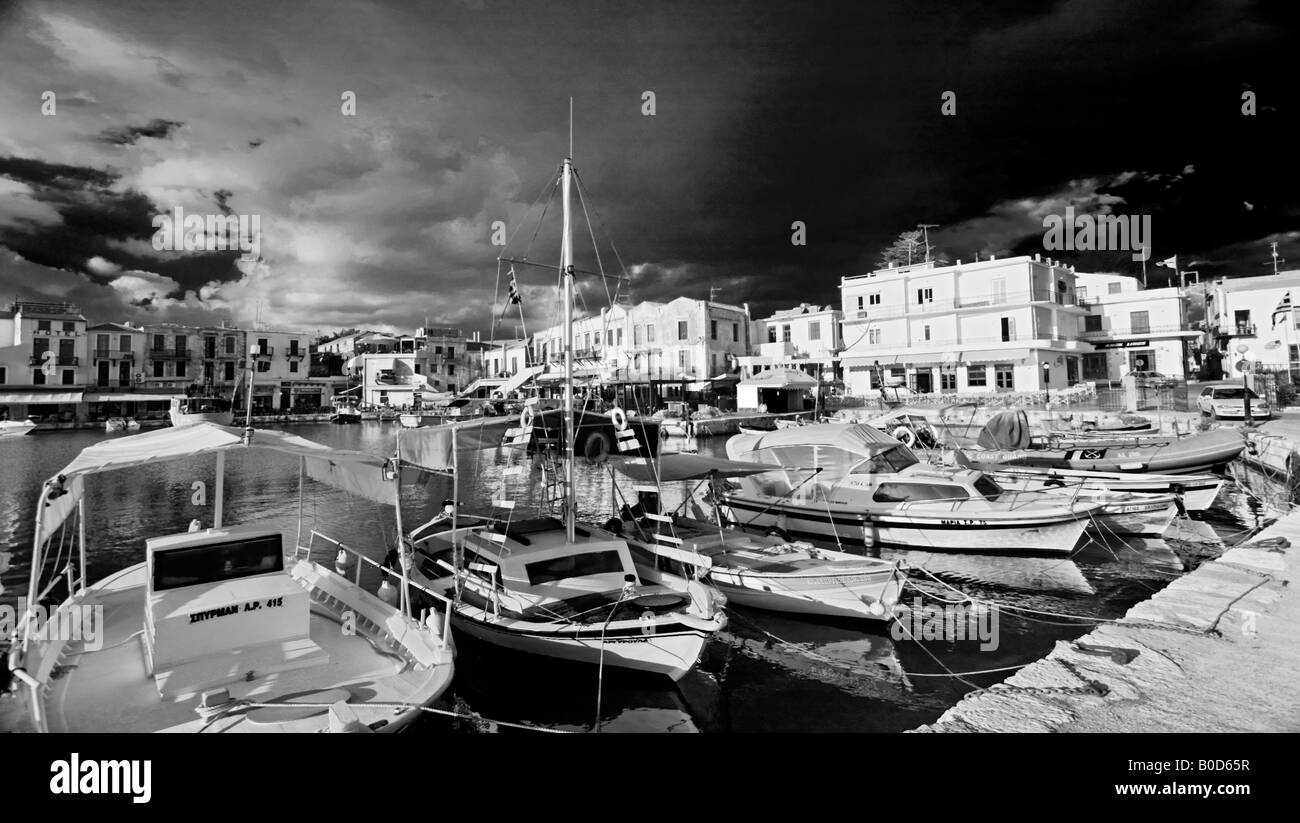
[969,429,1245,475]
[1089,498,1178,537]
[709,569,900,620]
[984,466,1223,512]
[719,495,1089,555]
[0,420,37,437]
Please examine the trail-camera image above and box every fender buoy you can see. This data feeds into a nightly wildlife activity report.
[584,430,614,464]
[891,426,916,447]
[609,406,628,431]
[519,406,535,430]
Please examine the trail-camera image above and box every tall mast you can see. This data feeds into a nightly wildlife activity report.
[561,155,575,543]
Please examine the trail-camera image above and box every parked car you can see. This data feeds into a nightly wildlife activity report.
[1196,383,1271,420]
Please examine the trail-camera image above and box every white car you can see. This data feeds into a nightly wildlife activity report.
[1196,384,1270,420]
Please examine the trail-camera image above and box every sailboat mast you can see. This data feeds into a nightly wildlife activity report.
[561,156,576,543]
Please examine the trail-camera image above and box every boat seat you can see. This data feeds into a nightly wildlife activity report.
[153,636,329,702]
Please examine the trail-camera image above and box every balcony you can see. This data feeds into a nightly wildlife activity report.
[150,348,190,360]
[252,346,275,357]
[29,355,79,366]
[1079,324,1188,340]
[93,349,135,361]
[1220,323,1256,337]
[845,288,1086,321]
[286,349,307,359]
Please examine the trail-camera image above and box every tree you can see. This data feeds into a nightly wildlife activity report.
[878,230,949,269]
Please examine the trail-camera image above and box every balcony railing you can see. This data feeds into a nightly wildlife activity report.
[93,349,135,361]
[252,346,275,357]
[286,349,306,358]
[846,288,1086,320]
[1078,324,1186,339]
[28,355,79,366]
[150,348,190,360]
[1220,323,1256,337]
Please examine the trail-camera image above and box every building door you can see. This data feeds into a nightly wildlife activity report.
[59,338,75,364]
[97,360,110,386]
[913,370,933,393]
[119,361,131,386]
[1066,356,1079,385]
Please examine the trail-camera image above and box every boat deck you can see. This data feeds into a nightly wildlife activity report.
[39,566,445,733]
[649,519,889,576]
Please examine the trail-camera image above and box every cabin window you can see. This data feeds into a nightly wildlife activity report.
[850,446,920,474]
[973,476,1004,500]
[152,533,283,591]
[872,483,969,503]
[526,550,624,586]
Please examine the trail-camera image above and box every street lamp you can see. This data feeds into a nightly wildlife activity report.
[1236,342,1253,425]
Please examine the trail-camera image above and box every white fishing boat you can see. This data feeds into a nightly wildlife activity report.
[5,423,456,733]
[613,453,904,621]
[104,416,141,433]
[0,418,37,437]
[718,423,1104,555]
[399,146,726,680]
[169,394,234,427]
[330,396,362,424]
[966,464,1224,513]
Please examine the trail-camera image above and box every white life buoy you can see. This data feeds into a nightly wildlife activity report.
[520,406,535,429]
[609,406,628,431]
[891,425,916,447]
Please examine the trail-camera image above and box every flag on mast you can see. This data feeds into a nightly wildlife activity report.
[1272,291,1292,327]
[1156,256,1178,268]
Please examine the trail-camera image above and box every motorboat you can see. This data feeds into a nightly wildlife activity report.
[972,465,1223,513]
[330,397,362,424]
[613,453,904,621]
[717,423,1104,555]
[104,416,141,433]
[169,394,234,427]
[5,423,456,733]
[0,418,37,437]
[958,410,1245,475]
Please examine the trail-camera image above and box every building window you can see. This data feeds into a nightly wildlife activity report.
[966,365,988,387]
[62,369,74,385]
[0,366,5,384]
[1000,316,1015,342]
[153,334,165,351]
[1108,282,1123,294]
[768,327,777,343]
[809,322,821,341]
[711,353,718,374]
[226,336,236,354]
[33,369,46,385]
[711,320,718,340]
[679,351,687,368]
[447,347,454,358]
[224,362,235,381]
[448,364,455,375]
[940,371,956,391]
[732,322,739,342]
[153,360,164,377]
[646,324,655,343]
[633,326,641,345]
[857,296,864,311]
[289,361,299,373]
[1084,315,1102,332]
[916,288,933,305]
[177,361,187,377]
[869,294,881,306]
[63,321,75,333]
[1291,345,1299,366]
[607,330,614,346]
[120,335,131,351]
[37,320,50,333]
[868,328,882,345]
[1129,310,1150,335]
[175,334,186,353]
[782,324,791,342]
[991,279,1006,303]
[995,364,1015,390]
[923,325,931,342]
[677,321,688,340]
[257,361,270,373]
[633,353,641,370]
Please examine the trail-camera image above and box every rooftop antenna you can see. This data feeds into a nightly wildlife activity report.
[918,223,939,263]
[1267,241,1285,275]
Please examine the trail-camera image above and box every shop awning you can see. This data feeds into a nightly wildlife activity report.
[82,392,183,402]
[0,390,84,404]
[958,350,1026,364]
[738,368,818,389]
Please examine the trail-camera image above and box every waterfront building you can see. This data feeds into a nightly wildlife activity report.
[838,255,1094,396]
[1204,270,1300,379]
[243,328,326,411]
[1072,272,1197,381]
[738,302,843,380]
[0,300,90,423]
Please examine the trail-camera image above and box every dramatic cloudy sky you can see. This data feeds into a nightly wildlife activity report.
[0,0,1296,337]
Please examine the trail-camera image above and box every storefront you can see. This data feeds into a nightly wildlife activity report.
[0,389,85,424]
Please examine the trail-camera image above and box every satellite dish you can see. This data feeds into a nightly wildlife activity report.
[1236,343,1251,355]
[1265,340,1281,350]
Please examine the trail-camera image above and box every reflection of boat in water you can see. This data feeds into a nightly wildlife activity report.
[0,418,37,437]
[718,423,1102,555]
[6,423,456,733]
[169,394,234,427]
[890,550,1094,595]
[614,454,904,621]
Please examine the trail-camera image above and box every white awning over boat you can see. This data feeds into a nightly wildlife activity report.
[38,423,395,538]
[618,454,773,483]
[737,368,818,389]
[0,391,83,404]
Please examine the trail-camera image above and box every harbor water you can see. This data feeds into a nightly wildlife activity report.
[0,423,1283,733]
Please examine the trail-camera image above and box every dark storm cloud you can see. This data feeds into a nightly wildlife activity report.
[98,118,183,145]
[0,155,115,188]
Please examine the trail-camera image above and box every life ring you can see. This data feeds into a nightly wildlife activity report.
[609,406,628,431]
[520,406,535,430]
[891,425,916,447]
[584,430,614,464]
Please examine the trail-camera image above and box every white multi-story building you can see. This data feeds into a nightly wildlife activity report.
[0,300,90,422]
[838,255,1094,396]
[1204,270,1300,379]
[243,329,325,411]
[739,303,842,380]
[1073,272,1197,382]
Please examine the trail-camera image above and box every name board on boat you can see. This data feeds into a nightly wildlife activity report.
[1093,340,1150,349]
[188,597,285,624]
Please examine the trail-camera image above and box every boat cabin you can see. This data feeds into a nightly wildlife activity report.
[144,523,323,700]
[459,518,638,604]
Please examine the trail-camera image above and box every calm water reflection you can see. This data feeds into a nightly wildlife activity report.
[0,423,1279,733]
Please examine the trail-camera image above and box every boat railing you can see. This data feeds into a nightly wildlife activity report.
[296,530,453,647]
[891,484,1088,514]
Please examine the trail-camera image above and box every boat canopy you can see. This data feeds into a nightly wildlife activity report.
[39,423,395,537]
[617,453,774,483]
[736,368,818,389]
[725,422,919,482]
[976,410,1033,450]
